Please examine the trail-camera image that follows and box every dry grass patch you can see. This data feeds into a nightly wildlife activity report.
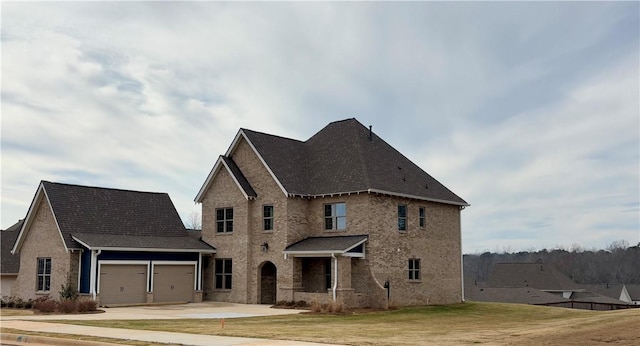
[48,302,640,345]
[0,308,34,316]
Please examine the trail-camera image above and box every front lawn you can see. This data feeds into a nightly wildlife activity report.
[48,302,640,345]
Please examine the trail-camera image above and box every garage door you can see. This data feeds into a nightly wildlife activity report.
[153,265,195,303]
[99,264,147,306]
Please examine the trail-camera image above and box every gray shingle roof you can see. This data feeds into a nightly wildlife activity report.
[1,220,22,274]
[39,181,214,252]
[72,233,214,251]
[284,235,368,254]
[466,286,569,305]
[221,156,257,198]
[241,118,467,205]
[487,263,580,290]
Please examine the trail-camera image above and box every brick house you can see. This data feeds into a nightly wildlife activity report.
[195,118,468,308]
[9,181,215,306]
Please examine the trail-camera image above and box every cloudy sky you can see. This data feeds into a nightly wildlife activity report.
[2,2,638,253]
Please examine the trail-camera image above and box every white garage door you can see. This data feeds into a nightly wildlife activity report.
[153,265,195,303]
[99,264,147,306]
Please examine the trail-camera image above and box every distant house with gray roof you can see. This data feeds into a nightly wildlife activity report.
[468,262,637,310]
[9,181,215,306]
[195,118,468,308]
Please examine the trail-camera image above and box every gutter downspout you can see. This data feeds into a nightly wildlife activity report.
[90,249,102,300]
[331,253,338,302]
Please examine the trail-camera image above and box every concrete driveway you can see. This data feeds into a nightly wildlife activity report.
[1,302,344,346]
[1,301,304,321]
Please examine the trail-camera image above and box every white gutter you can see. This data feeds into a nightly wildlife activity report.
[90,249,102,300]
[331,253,338,302]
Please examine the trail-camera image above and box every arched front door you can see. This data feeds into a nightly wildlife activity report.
[260,262,277,304]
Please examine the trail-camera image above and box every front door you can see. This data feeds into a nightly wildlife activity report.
[260,262,277,304]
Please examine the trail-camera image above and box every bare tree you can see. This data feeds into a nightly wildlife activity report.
[185,211,201,230]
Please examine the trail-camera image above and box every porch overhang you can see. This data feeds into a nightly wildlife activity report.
[283,235,367,259]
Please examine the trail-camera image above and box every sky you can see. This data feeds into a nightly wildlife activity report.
[1,2,638,254]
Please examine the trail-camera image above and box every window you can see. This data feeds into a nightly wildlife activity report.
[398,204,407,231]
[419,207,425,228]
[324,203,346,230]
[325,259,332,290]
[216,208,233,233]
[215,259,232,289]
[263,205,274,231]
[37,257,51,291]
[409,258,421,280]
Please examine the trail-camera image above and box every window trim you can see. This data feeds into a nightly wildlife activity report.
[419,207,425,229]
[37,257,52,292]
[324,202,346,231]
[398,204,407,231]
[263,205,274,232]
[408,258,421,281]
[216,207,234,233]
[214,258,233,290]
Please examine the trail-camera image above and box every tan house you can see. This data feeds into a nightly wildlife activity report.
[195,118,468,308]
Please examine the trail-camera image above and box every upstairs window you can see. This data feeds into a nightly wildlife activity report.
[37,257,51,292]
[419,207,425,228]
[263,205,274,231]
[324,203,346,230]
[215,259,233,289]
[409,258,421,281]
[398,204,407,231]
[216,208,234,233]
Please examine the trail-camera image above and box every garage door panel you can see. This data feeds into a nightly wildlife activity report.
[99,264,147,306]
[153,265,194,303]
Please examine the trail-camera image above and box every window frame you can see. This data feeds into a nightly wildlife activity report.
[37,257,52,292]
[216,207,234,233]
[324,202,346,231]
[398,204,407,231]
[263,205,274,232]
[419,207,425,229]
[214,258,233,290]
[408,258,421,281]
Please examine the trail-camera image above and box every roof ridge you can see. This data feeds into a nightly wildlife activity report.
[241,128,304,143]
[42,180,167,195]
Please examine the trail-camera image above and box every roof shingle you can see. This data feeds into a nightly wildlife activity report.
[240,118,467,205]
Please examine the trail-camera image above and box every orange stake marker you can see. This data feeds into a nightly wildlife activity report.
[221,318,225,329]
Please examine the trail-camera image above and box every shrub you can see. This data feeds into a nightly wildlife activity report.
[34,296,57,313]
[14,298,24,309]
[310,299,322,313]
[295,300,309,308]
[24,300,33,309]
[77,300,97,312]
[59,282,78,301]
[58,300,77,313]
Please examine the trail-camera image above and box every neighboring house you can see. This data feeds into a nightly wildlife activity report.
[195,118,468,308]
[1,220,23,297]
[10,181,216,306]
[583,284,634,305]
[469,262,637,310]
[625,284,640,305]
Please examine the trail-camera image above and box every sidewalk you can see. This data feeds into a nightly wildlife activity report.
[2,320,336,346]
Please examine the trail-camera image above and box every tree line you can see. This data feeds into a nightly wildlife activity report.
[464,240,640,285]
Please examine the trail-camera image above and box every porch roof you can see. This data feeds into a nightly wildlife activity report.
[283,235,367,258]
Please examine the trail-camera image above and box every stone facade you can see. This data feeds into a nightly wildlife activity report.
[11,196,77,300]
[200,135,463,308]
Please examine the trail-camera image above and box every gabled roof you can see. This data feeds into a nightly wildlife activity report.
[13,181,215,253]
[197,118,468,206]
[624,284,640,300]
[1,220,23,274]
[195,156,257,202]
[283,235,368,257]
[487,263,580,290]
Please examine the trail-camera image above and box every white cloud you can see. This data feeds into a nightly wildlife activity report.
[2,2,638,253]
